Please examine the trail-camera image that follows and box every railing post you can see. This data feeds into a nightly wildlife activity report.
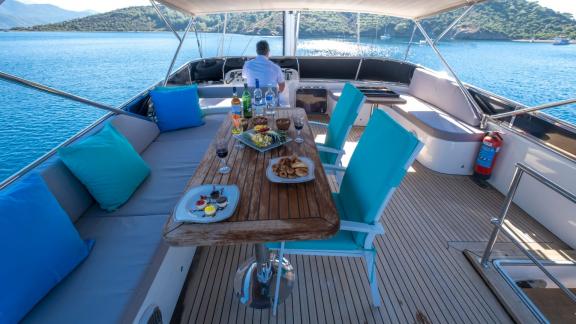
[163,18,194,86]
[0,71,149,121]
[480,166,525,267]
[413,20,486,123]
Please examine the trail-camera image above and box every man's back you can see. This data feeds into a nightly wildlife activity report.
[242,55,284,88]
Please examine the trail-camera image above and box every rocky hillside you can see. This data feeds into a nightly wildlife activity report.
[12,0,576,40]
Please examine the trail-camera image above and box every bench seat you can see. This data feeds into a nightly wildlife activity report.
[389,95,484,142]
[382,68,484,175]
[22,113,225,324]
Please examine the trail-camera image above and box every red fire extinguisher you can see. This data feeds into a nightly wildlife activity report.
[474,132,503,180]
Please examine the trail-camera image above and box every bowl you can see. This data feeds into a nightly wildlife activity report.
[275,118,291,131]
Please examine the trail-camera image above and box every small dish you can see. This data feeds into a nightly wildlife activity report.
[174,184,240,223]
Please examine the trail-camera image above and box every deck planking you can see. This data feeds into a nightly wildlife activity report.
[171,120,570,324]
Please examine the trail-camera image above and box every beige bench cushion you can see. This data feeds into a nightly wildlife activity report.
[390,95,484,142]
[409,68,481,127]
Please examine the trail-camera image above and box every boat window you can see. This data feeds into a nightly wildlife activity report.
[195,12,284,58]
[296,12,412,60]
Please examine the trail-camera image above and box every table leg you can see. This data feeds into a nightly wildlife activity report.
[234,243,295,310]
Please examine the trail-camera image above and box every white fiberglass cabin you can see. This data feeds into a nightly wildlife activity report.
[1,1,575,323]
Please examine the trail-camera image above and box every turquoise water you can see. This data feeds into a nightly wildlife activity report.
[0,32,575,181]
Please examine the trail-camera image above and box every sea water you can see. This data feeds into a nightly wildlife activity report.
[0,32,574,181]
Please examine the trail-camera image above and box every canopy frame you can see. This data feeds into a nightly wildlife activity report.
[411,5,486,124]
[150,0,196,85]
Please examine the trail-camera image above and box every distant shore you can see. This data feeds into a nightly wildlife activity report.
[513,39,573,44]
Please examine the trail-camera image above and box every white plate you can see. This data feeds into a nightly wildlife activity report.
[174,185,240,223]
[266,157,316,183]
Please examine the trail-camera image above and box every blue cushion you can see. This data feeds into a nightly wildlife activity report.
[0,176,91,324]
[339,110,420,245]
[266,230,360,251]
[319,83,365,164]
[58,123,150,212]
[150,85,205,132]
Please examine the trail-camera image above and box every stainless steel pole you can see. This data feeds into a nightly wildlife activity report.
[0,71,149,120]
[218,13,228,57]
[480,166,524,267]
[192,18,204,58]
[150,0,182,42]
[414,20,485,120]
[481,98,576,128]
[163,18,194,86]
[433,5,474,45]
[403,25,417,61]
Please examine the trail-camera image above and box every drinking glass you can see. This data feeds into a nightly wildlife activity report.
[216,139,231,174]
[292,114,305,144]
[232,116,244,149]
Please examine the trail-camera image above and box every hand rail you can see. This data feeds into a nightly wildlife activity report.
[0,71,150,121]
[481,98,576,128]
[480,163,576,305]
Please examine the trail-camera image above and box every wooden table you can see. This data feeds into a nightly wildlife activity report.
[163,108,340,311]
[163,108,339,246]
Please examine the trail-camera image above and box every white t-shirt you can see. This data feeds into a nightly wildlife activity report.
[242,55,285,88]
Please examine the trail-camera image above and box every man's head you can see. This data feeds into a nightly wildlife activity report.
[256,40,270,56]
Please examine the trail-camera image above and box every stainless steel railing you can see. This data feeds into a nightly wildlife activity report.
[480,98,576,129]
[481,163,576,304]
[0,71,150,121]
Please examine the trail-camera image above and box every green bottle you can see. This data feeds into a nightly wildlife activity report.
[242,83,252,119]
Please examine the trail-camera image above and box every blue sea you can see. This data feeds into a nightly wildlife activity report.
[0,32,575,181]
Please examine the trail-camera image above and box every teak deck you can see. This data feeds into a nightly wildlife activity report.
[172,123,573,324]
[163,108,339,246]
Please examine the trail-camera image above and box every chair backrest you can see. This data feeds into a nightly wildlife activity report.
[322,83,365,164]
[338,109,422,245]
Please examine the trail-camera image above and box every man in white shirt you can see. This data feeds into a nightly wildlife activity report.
[242,40,286,94]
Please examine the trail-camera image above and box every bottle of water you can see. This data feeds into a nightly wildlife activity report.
[265,87,275,115]
[253,79,264,116]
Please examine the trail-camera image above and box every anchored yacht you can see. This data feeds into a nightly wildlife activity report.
[1,1,575,324]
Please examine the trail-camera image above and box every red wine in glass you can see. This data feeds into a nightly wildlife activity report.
[216,140,230,174]
[216,148,228,158]
[293,115,305,144]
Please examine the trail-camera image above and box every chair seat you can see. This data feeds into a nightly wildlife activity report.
[266,230,361,251]
[266,193,365,251]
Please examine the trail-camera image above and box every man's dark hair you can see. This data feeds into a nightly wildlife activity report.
[256,40,270,56]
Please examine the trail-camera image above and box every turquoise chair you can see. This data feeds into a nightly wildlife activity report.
[311,83,366,166]
[267,109,423,310]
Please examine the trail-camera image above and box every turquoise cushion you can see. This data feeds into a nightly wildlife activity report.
[0,176,91,324]
[266,230,361,251]
[321,83,365,164]
[150,85,204,132]
[339,110,420,246]
[58,123,150,211]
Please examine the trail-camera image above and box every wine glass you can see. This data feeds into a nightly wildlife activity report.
[292,114,305,144]
[216,139,230,174]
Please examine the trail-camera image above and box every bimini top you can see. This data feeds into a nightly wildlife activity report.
[157,0,486,20]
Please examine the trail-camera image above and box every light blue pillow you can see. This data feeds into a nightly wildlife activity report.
[58,123,150,211]
[0,176,91,324]
[150,85,205,132]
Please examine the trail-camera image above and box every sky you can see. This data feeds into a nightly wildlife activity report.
[16,0,576,16]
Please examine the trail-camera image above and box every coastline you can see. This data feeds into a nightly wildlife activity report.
[513,39,574,44]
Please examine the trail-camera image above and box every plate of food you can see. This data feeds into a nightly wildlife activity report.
[174,184,240,223]
[266,155,315,183]
[234,128,291,153]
